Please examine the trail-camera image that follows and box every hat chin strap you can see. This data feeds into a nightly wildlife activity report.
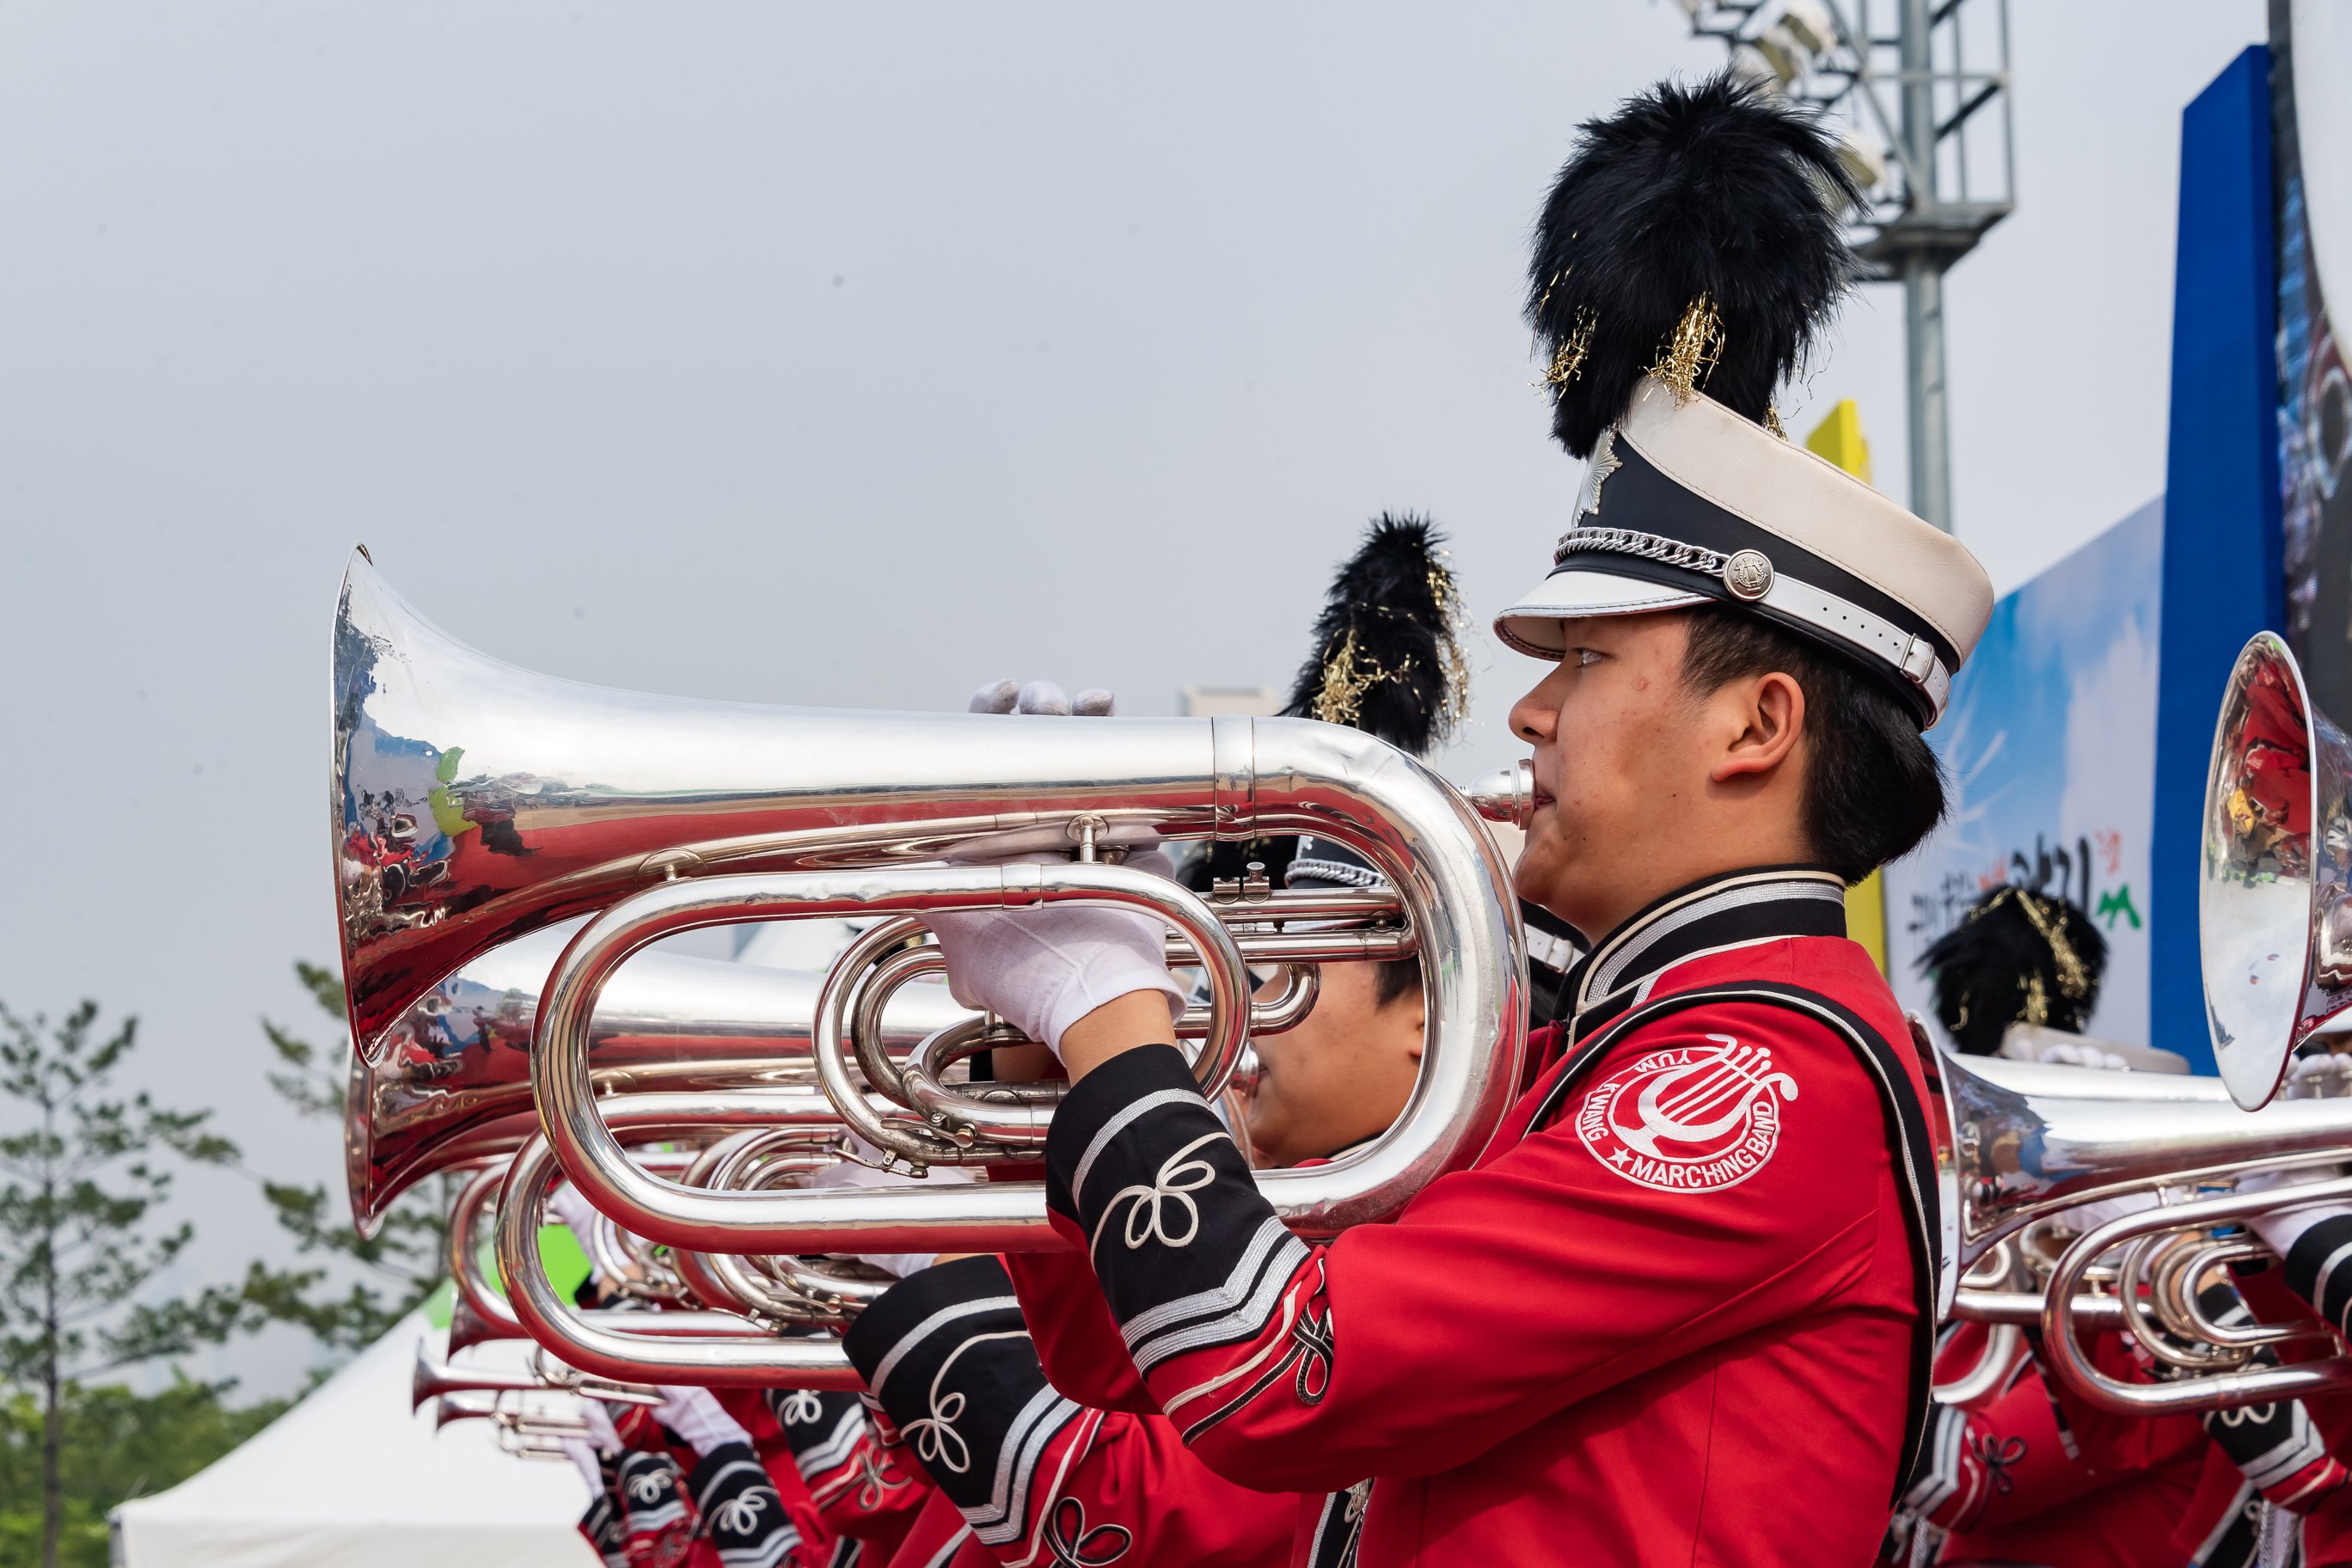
[1741,569,1952,725]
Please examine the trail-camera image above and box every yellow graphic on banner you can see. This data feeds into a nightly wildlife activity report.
[1805,398,1872,483]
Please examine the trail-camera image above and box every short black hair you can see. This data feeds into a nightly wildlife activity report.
[1370,957,1421,1010]
[1679,606,1946,884]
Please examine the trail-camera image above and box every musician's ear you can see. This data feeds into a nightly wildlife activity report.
[1707,671,1804,785]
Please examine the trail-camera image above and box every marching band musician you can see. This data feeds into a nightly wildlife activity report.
[830,518,1469,1568]
[923,73,1996,1565]
[1896,1299,2352,1568]
[840,852,1436,1568]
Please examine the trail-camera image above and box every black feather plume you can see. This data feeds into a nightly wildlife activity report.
[1282,513,1467,757]
[1528,70,1862,458]
[1918,886,2110,1057]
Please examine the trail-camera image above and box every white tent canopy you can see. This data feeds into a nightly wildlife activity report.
[113,1307,596,1568]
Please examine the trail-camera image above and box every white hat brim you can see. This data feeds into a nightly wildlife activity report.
[1492,568,1710,658]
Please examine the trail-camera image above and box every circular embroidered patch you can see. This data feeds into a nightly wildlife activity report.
[1576,1033,1798,1192]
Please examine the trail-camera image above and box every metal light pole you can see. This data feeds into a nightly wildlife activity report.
[1671,0,2014,534]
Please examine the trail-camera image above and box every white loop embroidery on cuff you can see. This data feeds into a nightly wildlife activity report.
[903,1387,971,1475]
[901,1329,1031,1477]
[1091,1133,1226,1254]
[711,1491,770,1535]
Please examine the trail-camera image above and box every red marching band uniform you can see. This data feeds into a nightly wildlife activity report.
[1007,871,1940,1566]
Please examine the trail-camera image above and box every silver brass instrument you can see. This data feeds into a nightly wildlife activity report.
[1943,1050,2352,1413]
[496,1124,864,1389]
[1935,634,2352,1413]
[2202,631,2352,1109]
[356,933,970,1223]
[334,552,1528,1277]
[432,1390,597,1460]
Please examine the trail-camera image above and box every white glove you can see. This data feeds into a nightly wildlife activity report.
[2067,1190,2159,1234]
[2238,1165,2352,1257]
[560,1436,604,1492]
[2037,1040,2131,1072]
[652,1385,752,1457]
[811,1132,973,1275]
[944,678,1178,1057]
[582,1400,623,1454]
[927,849,1186,1058]
[968,678,1114,716]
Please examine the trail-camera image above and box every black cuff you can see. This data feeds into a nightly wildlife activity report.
[764,1387,867,1475]
[2284,1213,2352,1332]
[617,1449,688,1533]
[1041,1042,1304,1375]
[690,1441,800,1568]
[839,1255,1077,1541]
[581,1493,627,1568]
[1043,1044,1222,1223]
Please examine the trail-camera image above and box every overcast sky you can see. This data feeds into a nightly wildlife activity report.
[0,2,2269,1396]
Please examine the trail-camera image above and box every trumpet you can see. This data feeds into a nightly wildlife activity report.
[409,1344,663,1411]
[432,1390,597,1460]
[333,549,1527,1267]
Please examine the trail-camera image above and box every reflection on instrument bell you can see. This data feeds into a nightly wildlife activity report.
[2201,633,2352,1107]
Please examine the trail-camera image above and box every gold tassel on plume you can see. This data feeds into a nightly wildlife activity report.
[1310,630,1408,731]
[2020,971,2050,1027]
[2010,890,2092,1001]
[1650,294,1724,403]
[1424,562,1472,737]
[1283,513,1466,756]
[1544,308,1597,389]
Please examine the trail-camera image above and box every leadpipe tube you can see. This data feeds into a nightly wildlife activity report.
[496,1130,861,1389]
[1948,1290,2123,1327]
[535,862,1249,1253]
[453,1302,790,1347]
[2045,1176,2352,1413]
[1170,928,1412,965]
[411,1347,663,1411]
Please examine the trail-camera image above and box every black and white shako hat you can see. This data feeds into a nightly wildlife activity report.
[1491,73,1993,729]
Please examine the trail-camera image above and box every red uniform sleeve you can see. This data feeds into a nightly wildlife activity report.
[756,1387,929,1548]
[1002,1249,1156,1413]
[1896,1353,2112,1537]
[842,1257,1294,1568]
[1039,1007,1905,1494]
